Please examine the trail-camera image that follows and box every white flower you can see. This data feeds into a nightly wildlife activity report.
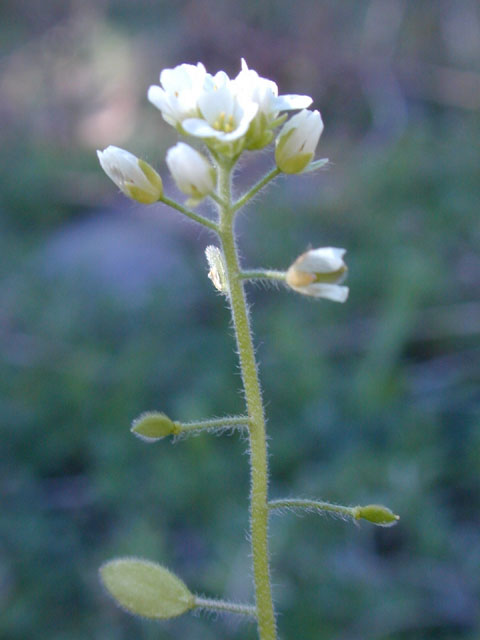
[275,109,324,173]
[166,142,215,201]
[182,81,258,147]
[147,62,207,127]
[148,60,314,156]
[285,247,349,302]
[233,59,312,149]
[97,146,163,204]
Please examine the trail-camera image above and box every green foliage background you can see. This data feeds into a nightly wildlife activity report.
[1,1,479,638]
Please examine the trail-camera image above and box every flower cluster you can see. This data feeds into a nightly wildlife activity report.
[148,59,313,156]
[97,60,327,211]
[97,59,347,303]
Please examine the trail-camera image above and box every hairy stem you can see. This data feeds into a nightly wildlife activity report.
[240,269,286,282]
[232,167,281,213]
[269,498,358,520]
[160,195,219,231]
[216,161,277,640]
[194,596,257,618]
[175,415,249,434]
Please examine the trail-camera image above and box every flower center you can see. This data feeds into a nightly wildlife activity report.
[212,111,235,133]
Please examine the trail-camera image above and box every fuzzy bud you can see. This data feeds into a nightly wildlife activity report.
[286,247,349,302]
[275,109,323,174]
[97,146,163,204]
[166,142,216,202]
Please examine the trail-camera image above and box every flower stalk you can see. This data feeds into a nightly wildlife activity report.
[217,159,277,640]
[97,58,398,640]
[232,166,281,212]
[240,269,287,282]
[194,596,257,618]
[159,194,218,231]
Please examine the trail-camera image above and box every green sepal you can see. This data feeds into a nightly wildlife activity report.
[210,137,245,159]
[274,126,295,159]
[277,152,313,174]
[246,128,274,151]
[275,127,314,173]
[138,159,163,194]
[125,184,159,205]
[355,504,400,527]
[270,113,288,129]
[301,157,329,173]
[131,412,177,442]
[245,113,275,150]
[100,558,195,619]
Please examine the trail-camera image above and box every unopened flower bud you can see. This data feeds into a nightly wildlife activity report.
[275,109,323,174]
[354,504,400,527]
[205,245,228,294]
[97,146,163,204]
[286,247,349,302]
[166,142,215,202]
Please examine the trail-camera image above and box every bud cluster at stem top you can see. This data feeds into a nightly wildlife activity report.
[97,59,327,204]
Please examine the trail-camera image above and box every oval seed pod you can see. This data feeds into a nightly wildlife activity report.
[131,412,177,442]
[100,558,195,619]
[355,504,400,527]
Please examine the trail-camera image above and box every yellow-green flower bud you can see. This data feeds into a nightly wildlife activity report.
[97,146,163,204]
[275,109,323,174]
[100,558,195,619]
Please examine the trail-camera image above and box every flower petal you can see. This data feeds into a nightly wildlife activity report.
[182,118,219,138]
[307,284,349,302]
[297,247,346,273]
[274,94,313,111]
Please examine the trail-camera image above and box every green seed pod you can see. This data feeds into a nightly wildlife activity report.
[355,504,400,527]
[99,558,195,619]
[131,412,177,442]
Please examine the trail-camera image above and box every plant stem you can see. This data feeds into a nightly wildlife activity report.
[232,167,280,213]
[269,498,358,520]
[194,596,257,618]
[216,161,277,640]
[240,269,286,282]
[175,415,249,434]
[160,195,219,231]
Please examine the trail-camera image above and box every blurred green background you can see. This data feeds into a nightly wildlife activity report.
[1,1,479,639]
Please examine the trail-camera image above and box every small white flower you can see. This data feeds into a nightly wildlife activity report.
[166,142,215,201]
[147,62,207,127]
[275,109,324,174]
[97,146,163,204]
[286,247,349,302]
[233,59,312,149]
[182,81,258,146]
